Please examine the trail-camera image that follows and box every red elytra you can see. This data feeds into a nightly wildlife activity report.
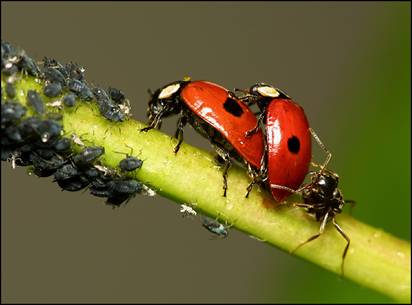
[181,81,264,168]
[266,98,312,201]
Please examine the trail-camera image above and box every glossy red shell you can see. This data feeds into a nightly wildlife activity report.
[266,99,311,201]
[181,81,264,168]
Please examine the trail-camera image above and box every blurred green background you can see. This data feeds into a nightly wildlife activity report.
[1,2,410,303]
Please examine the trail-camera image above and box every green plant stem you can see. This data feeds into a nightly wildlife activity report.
[3,76,411,303]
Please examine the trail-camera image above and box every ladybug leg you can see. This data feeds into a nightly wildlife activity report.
[173,114,188,154]
[292,211,329,254]
[140,109,165,132]
[332,217,350,277]
[245,145,268,198]
[245,112,265,138]
[309,128,332,174]
[215,147,232,197]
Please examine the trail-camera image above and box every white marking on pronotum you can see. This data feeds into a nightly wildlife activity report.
[257,85,281,98]
[158,83,181,99]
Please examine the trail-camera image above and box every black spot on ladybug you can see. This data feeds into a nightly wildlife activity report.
[288,136,300,154]
[223,97,243,117]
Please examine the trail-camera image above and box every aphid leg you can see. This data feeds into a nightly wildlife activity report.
[292,212,329,254]
[173,114,188,154]
[309,127,332,174]
[332,217,350,277]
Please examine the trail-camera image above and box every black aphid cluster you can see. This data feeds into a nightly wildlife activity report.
[1,41,147,207]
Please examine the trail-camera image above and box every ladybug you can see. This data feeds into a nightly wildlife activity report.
[271,167,355,275]
[236,83,320,201]
[141,78,265,197]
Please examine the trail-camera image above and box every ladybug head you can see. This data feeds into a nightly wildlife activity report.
[250,83,289,99]
[247,83,290,110]
[146,80,187,121]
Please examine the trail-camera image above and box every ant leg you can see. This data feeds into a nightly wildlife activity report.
[345,199,356,216]
[173,114,188,154]
[292,212,329,254]
[332,218,350,277]
[309,128,332,173]
[270,183,301,194]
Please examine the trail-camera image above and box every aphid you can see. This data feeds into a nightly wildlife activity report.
[109,179,142,195]
[54,138,71,152]
[104,179,143,207]
[142,79,265,197]
[119,156,143,172]
[72,146,105,168]
[30,152,65,177]
[62,93,76,107]
[17,117,42,144]
[93,87,126,122]
[5,82,16,98]
[108,87,131,117]
[43,82,62,98]
[43,66,67,86]
[57,175,90,192]
[180,204,197,217]
[53,163,79,181]
[35,120,63,144]
[201,216,230,238]
[271,168,355,276]
[67,79,93,101]
[34,148,55,160]
[26,90,45,114]
[5,125,23,143]
[65,62,85,81]
[84,166,101,179]
[107,87,125,103]
[1,102,26,125]
[18,52,41,77]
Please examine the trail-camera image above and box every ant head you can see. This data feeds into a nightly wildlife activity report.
[312,169,340,197]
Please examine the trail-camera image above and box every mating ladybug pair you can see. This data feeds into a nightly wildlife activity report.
[141,78,354,275]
